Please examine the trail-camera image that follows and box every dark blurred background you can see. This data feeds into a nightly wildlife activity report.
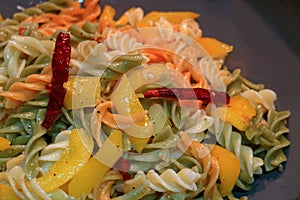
[246,0,300,56]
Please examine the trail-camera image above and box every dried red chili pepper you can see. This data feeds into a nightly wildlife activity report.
[42,32,71,129]
[18,27,26,36]
[143,88,230,105]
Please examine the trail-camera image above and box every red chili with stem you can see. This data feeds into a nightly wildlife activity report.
[143,88,230,105]
[42,32,71,129]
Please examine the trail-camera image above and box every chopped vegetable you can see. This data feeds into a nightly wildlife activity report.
[63,76,101,110]
[0,183,21,200]
[112,75,154,152]
[143,88,230,105]
[136,11,199,27]
[36,129,93,192]
[68,129,123,197]
[208,144,240,197]
[197,37,233,58]
[217,95,256,131]
[99,5,116,30]
[42,32,71,129]
[228,95,256,117]
[0,137,10,151]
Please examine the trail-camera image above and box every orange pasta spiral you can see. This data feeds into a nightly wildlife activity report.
[0,67,52,109]
[23,0,101,37]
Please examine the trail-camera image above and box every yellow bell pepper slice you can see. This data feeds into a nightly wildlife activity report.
[36,129,93,192]
[114,7,136,26]
[99,5,116,31]
[217,95,256,131]
[229,95,256,117]
[0,137,10,151]
[208,144,240,197]
[197,37,233,58]
[217,107,249,131]
[0,184,21,200]
[136,11,199,27]
[68,129,123,197]
[0,14,2,23]
[111,75,154,152]
[63,76,101,110]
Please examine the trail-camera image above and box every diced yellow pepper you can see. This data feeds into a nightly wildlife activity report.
[63,76,101,110]
[36,129,93,192]
[197,37,233,58]
[217,95,256,131]
[136,11,199,28]
[0,137,10,151]
[0,184,21,200]
[217,107,249,131]
[115,7,136,26]
[229,95,256,117]
[208,144,240,197]
[99,5,116,30]
[68,129,123,197]
[111,75,154,152]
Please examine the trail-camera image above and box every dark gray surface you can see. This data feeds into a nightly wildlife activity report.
[1,0,299,199]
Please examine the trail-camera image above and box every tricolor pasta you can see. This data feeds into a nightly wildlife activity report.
[0,1,290,200]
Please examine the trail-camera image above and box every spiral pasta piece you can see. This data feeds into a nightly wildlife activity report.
[21,0,101,37]
[179,18,202,40]
[126,7,144,26]
[179,132,220,199]
[103,28,143,53]
[93,169,124,200]
[0,69,51,109]
[24,122,48,179]
[91,100,148,147]
[241,89,277,110]
[8,35,48,58]
[3,165,76,200]
[122,167,201,196]
[38,130,71,175]
[218,123,264,190]
[148,168,201,192]
[198,56,226,91]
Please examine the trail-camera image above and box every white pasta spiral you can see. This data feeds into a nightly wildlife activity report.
[241,89,277,110]
[146,168,201,192]
[124,168,201,193]
[39,130,71,175]
[179,18,203,39]
[126,7,144,26]
[198,56,226,91]
[103,28,143,53]
[8,35,49,58]
[5,165,51,200]
[183,109,214,134]
[76,40,99,60]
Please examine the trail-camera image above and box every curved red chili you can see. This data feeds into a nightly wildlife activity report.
[42,32,71,129]
[143,88,230,105]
